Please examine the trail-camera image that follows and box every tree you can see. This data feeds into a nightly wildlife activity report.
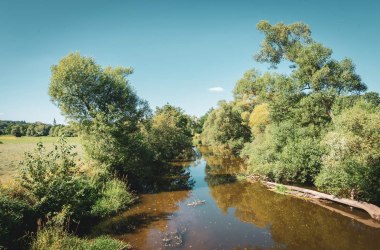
[192,108,213,135]
[315,101,380,203]
[11,125,22,137]
[48,53,152,184]
[240,21,370,186]
[201,101,251,154]
[233,68,263,102]
[147,104,194,162]
[255,20,366,95]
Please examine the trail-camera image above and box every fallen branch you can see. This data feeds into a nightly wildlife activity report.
[247,176,380,222]
[310,199,380,228]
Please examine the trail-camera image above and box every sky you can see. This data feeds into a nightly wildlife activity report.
[0,0,379,124]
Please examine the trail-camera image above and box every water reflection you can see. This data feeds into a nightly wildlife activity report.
[143,163,196,193]
[92,190,191,249]
[92,148,380,250]
[210,181,380,249]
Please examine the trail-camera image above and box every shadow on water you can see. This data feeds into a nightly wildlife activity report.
[91,147,380,250]
[91,189,191,248]
[92,211,172,236]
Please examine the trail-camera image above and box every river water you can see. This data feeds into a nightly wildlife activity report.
[92,148,380,250]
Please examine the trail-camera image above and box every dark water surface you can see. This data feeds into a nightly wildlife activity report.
[92,149,380,250]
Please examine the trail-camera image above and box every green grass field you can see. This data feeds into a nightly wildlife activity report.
[0,136,82,183]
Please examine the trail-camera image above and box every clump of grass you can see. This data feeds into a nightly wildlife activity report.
[275,184,288,194]
[91,178,135,218]
[236,174,247,181]
[31,226,130,250]
[0,140,3,144]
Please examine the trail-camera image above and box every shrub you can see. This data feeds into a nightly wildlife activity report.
[275,184,288,194]
[91,179,135,218]
[18,137,99,221]
[31,226,130,250]
[0,186,35,249]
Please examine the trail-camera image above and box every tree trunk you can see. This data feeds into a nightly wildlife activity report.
[248,177,380,222]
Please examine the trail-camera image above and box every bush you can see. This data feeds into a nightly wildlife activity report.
[275,184,288,194]
[91,179,135,218]
[18,137,99,221]
[243,122,324,184]
[0,186,35,249]
[31,226,130,250]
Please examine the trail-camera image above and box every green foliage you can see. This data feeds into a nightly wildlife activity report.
[249,103,270,136]
[237,21,380,204]
[315,102,380,203]
[91,178,135,218]
[11,125,23,137]
[31,226,130,250]
[18,137,99,221]
[147,104,194,161]
[193,108,213,134]
[254,21,366,94]
[243,121,324,184]
[201,101,251,154]
[49,125,78,137]
[49,53,152,182]
[0,186,35,249]
[275,184,288,194]
[0,120,27,135]
[26,122,52,137]
[255,20,312,66]
[233,68,263,102]
[0,120,76,138]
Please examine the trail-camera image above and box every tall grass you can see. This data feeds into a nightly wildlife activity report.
[31,226,130,250]
[91,178,136,218]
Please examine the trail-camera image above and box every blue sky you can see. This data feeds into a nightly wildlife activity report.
[0,0,379,124]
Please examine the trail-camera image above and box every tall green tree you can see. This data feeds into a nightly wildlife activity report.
[11,125,22,137]
[241,21,369,186]
[146,104,194,161]
[201,101,251,154]
[49,53,152,183]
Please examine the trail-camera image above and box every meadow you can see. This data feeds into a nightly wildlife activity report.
[0,136,81,182]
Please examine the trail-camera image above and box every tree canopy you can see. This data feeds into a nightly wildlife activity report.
[201,20,380,204]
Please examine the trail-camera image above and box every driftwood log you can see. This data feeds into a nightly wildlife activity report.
[247,177,380,222]
[310,199,380,228]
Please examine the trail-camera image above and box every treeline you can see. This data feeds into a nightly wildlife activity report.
[199,21,380,205]
[1,53,196,249]
[0,120,77,137]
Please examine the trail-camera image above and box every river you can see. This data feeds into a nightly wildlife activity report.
[92,148,380,250]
